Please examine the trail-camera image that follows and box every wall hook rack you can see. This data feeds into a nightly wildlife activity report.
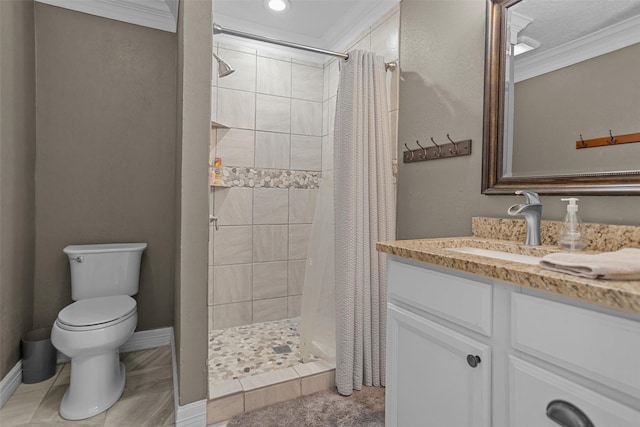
[403,136,471,163]
[576,130,640,149]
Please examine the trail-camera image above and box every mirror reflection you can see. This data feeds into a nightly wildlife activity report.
[503,0,640,178]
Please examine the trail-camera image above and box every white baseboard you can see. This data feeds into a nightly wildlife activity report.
[176,399,207,427]
[0,361,23,409]
[56,326,174,364]
[172,335,207,427]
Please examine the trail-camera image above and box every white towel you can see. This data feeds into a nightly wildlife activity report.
[540,248,640,280]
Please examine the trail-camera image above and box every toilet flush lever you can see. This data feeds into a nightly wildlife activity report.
[72,256,84,263]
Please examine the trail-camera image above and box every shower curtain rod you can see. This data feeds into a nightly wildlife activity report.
[213,23,397,71]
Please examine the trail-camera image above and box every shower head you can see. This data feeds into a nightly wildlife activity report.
[212,51,235,78]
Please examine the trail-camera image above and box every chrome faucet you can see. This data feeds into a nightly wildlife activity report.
[507,190,542,246]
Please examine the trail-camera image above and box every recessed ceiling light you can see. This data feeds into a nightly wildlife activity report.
[265,0,290,12]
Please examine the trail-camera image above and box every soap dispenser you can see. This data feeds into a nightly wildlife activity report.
[558,198,585,251]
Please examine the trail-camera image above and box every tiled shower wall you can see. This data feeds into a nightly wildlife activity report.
[208,44,324,331]
[208,4,400,331]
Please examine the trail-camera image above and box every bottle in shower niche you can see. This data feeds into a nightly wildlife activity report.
[558,198,586,251]
[209,167,215,185]
[213,157,223,185]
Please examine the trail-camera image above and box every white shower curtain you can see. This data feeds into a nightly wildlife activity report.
[333,50,395,396]
[299,50,394,394]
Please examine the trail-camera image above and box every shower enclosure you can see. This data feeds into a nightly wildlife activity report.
[207,40,329,387]
[206,6,400,421]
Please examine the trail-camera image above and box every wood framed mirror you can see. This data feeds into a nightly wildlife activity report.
[482,0,640,195]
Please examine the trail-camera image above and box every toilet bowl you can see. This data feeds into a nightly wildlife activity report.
[51,295,137,420]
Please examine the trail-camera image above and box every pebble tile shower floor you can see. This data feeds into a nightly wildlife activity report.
[208,317,316,383]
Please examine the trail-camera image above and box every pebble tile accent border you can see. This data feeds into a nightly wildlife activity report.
[208,318,316,383]
[221,167,321,189]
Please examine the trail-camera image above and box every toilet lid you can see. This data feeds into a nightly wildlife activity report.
[57,295,136,327]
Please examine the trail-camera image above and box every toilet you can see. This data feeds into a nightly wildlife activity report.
[51,242,147,420]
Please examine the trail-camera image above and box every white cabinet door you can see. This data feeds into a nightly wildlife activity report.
[386,303,491,427]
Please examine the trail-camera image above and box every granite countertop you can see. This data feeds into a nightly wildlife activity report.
[376,236,640,314]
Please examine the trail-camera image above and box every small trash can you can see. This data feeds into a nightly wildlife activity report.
[21,327,57,384]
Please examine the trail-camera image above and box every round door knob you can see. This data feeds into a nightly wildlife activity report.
[466,354,481,368]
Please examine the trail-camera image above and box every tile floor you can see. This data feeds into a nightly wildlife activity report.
[2,320,331,426]
[0,346,174,427]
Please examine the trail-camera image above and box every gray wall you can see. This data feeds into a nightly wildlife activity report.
[397,0,639,241]
[33,3,177,330]
[174,0,210,406]
[0,0,36,379]
[513,42,640,176]
[0,0,208,407]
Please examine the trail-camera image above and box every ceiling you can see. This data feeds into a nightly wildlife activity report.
[512,0,640,54]
[213,0,399,56]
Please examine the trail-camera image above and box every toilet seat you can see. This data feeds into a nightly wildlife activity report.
[56,296,137,331]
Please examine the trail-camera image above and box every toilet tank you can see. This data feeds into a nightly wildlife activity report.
[63,243,147,300]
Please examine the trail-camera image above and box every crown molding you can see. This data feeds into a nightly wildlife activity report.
[324,1,399,53]
[35,0,179,33]
[514,13,640,82]
[508,11,533,45]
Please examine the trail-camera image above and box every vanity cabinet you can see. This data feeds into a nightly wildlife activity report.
[386,258,493,427]
[387,304,491,426]
[385,256,640,427]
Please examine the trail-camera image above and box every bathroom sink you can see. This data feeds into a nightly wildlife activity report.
[446,247,542,266]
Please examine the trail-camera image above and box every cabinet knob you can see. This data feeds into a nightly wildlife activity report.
[546,400,595,427]
[466,354,481,368]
